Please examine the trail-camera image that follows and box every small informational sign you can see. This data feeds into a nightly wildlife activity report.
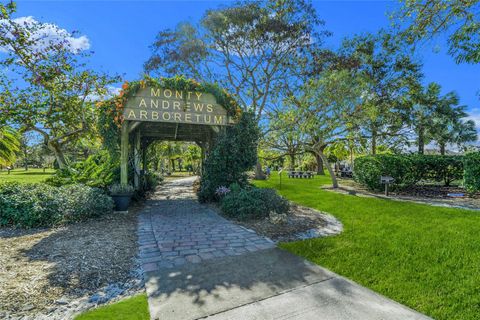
[380,176,395,196]
[380,176,395,184]
[123,87,232,126]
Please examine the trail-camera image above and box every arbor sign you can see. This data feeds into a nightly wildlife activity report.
[124,87,231,126]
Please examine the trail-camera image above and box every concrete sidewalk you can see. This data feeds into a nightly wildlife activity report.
[145,248,431,320]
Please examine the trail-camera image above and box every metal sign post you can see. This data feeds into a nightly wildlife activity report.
[279,168,283,190]
[380,176,395,196]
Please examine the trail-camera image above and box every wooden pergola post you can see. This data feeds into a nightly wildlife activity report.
[133,129,141,190]
[120,121,129,186]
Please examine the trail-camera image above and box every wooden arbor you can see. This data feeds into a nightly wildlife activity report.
[119,86,233,189]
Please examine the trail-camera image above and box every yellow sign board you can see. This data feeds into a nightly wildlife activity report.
[123,87,231,126]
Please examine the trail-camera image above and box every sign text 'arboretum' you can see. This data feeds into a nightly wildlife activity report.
[124,87,231,126]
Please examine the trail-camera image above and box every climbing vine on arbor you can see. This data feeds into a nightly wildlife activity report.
[96,75,243,155]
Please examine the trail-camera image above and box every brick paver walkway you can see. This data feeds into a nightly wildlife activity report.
[137,177,275,272]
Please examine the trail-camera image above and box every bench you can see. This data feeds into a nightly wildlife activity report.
[287,171,314,179]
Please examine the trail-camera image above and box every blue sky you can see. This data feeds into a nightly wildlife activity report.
[10,0,480,131]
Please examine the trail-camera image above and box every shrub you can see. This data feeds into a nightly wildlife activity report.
[46,151,120,188]
[354,155,417,191]
[198,112,260,202]
[57,184,114,223]
[354,154,466,191]
[143,172,163,192]
[0,182,113,228]
[220,185,289,221]
[415,155,463,186]
[109,183,134,195]
[464,152,480,195]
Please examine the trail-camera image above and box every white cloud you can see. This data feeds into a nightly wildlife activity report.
[84,86,121,102]
[0,16,90,54]
[465,107,480,146]
[466,107,480,130]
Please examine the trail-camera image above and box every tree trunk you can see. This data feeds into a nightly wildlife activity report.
[289,153,295,170]
[315,153,325,175]
[440,143,446,155]
[47,141,67,169]
[171,159,176,172]
[371,128,377,155]
[418,126,425,154]
[254,161,266,180]
[317,150,338,188]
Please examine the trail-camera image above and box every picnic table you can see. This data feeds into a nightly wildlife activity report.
[287,171,315,179]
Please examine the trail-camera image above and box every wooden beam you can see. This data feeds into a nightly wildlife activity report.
[129,121,142,133]
[120,121,129,186]
[133,129,141,190]
[174,123,179,140]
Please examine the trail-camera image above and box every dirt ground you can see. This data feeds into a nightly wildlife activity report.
[0,207,140,318]
[326,178,480,210]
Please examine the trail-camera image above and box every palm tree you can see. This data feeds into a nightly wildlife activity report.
[430,98,478,155]
[0,126,20,166]
[410,82,442,154]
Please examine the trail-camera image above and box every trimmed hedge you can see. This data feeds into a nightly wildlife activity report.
[354,155,417,191]
[220,184,289,221]
[464,152,480,195]
[408,155,463,186]
[354,155,464,191]
[0,182,113,228]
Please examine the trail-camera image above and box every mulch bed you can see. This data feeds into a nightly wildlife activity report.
[0,205,141,318]
[327,178,480,210]
[216,203,331,242]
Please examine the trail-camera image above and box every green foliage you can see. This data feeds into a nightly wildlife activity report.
[220,184,289,221]
[354,155,417,191]
[143,172,163,192]
[145,0,327,119]
[409,154,464,186]
[0,7,119,168]
[0,126,20,166]
[354,154,465,191]
[45,151,119,188]
[395,0,480,64]
[109,183,134,195]
[198,112,259,202]
[463,152,480,194]
[0,182,113,228]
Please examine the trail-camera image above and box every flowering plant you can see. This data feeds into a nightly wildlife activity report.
[215,186,231,197]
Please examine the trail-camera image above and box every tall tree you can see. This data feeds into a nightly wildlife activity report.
[264,108,305,170]
[0,3,118,168]
[410,82,442,154]
[430,100,478,154]
[289,69,362,188]
[144,0,329,178]
[340,31,423,154]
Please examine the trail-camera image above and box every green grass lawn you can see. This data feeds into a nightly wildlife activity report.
[74,294,149,320]
[0,168,55,183]
[255,173,480,320]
